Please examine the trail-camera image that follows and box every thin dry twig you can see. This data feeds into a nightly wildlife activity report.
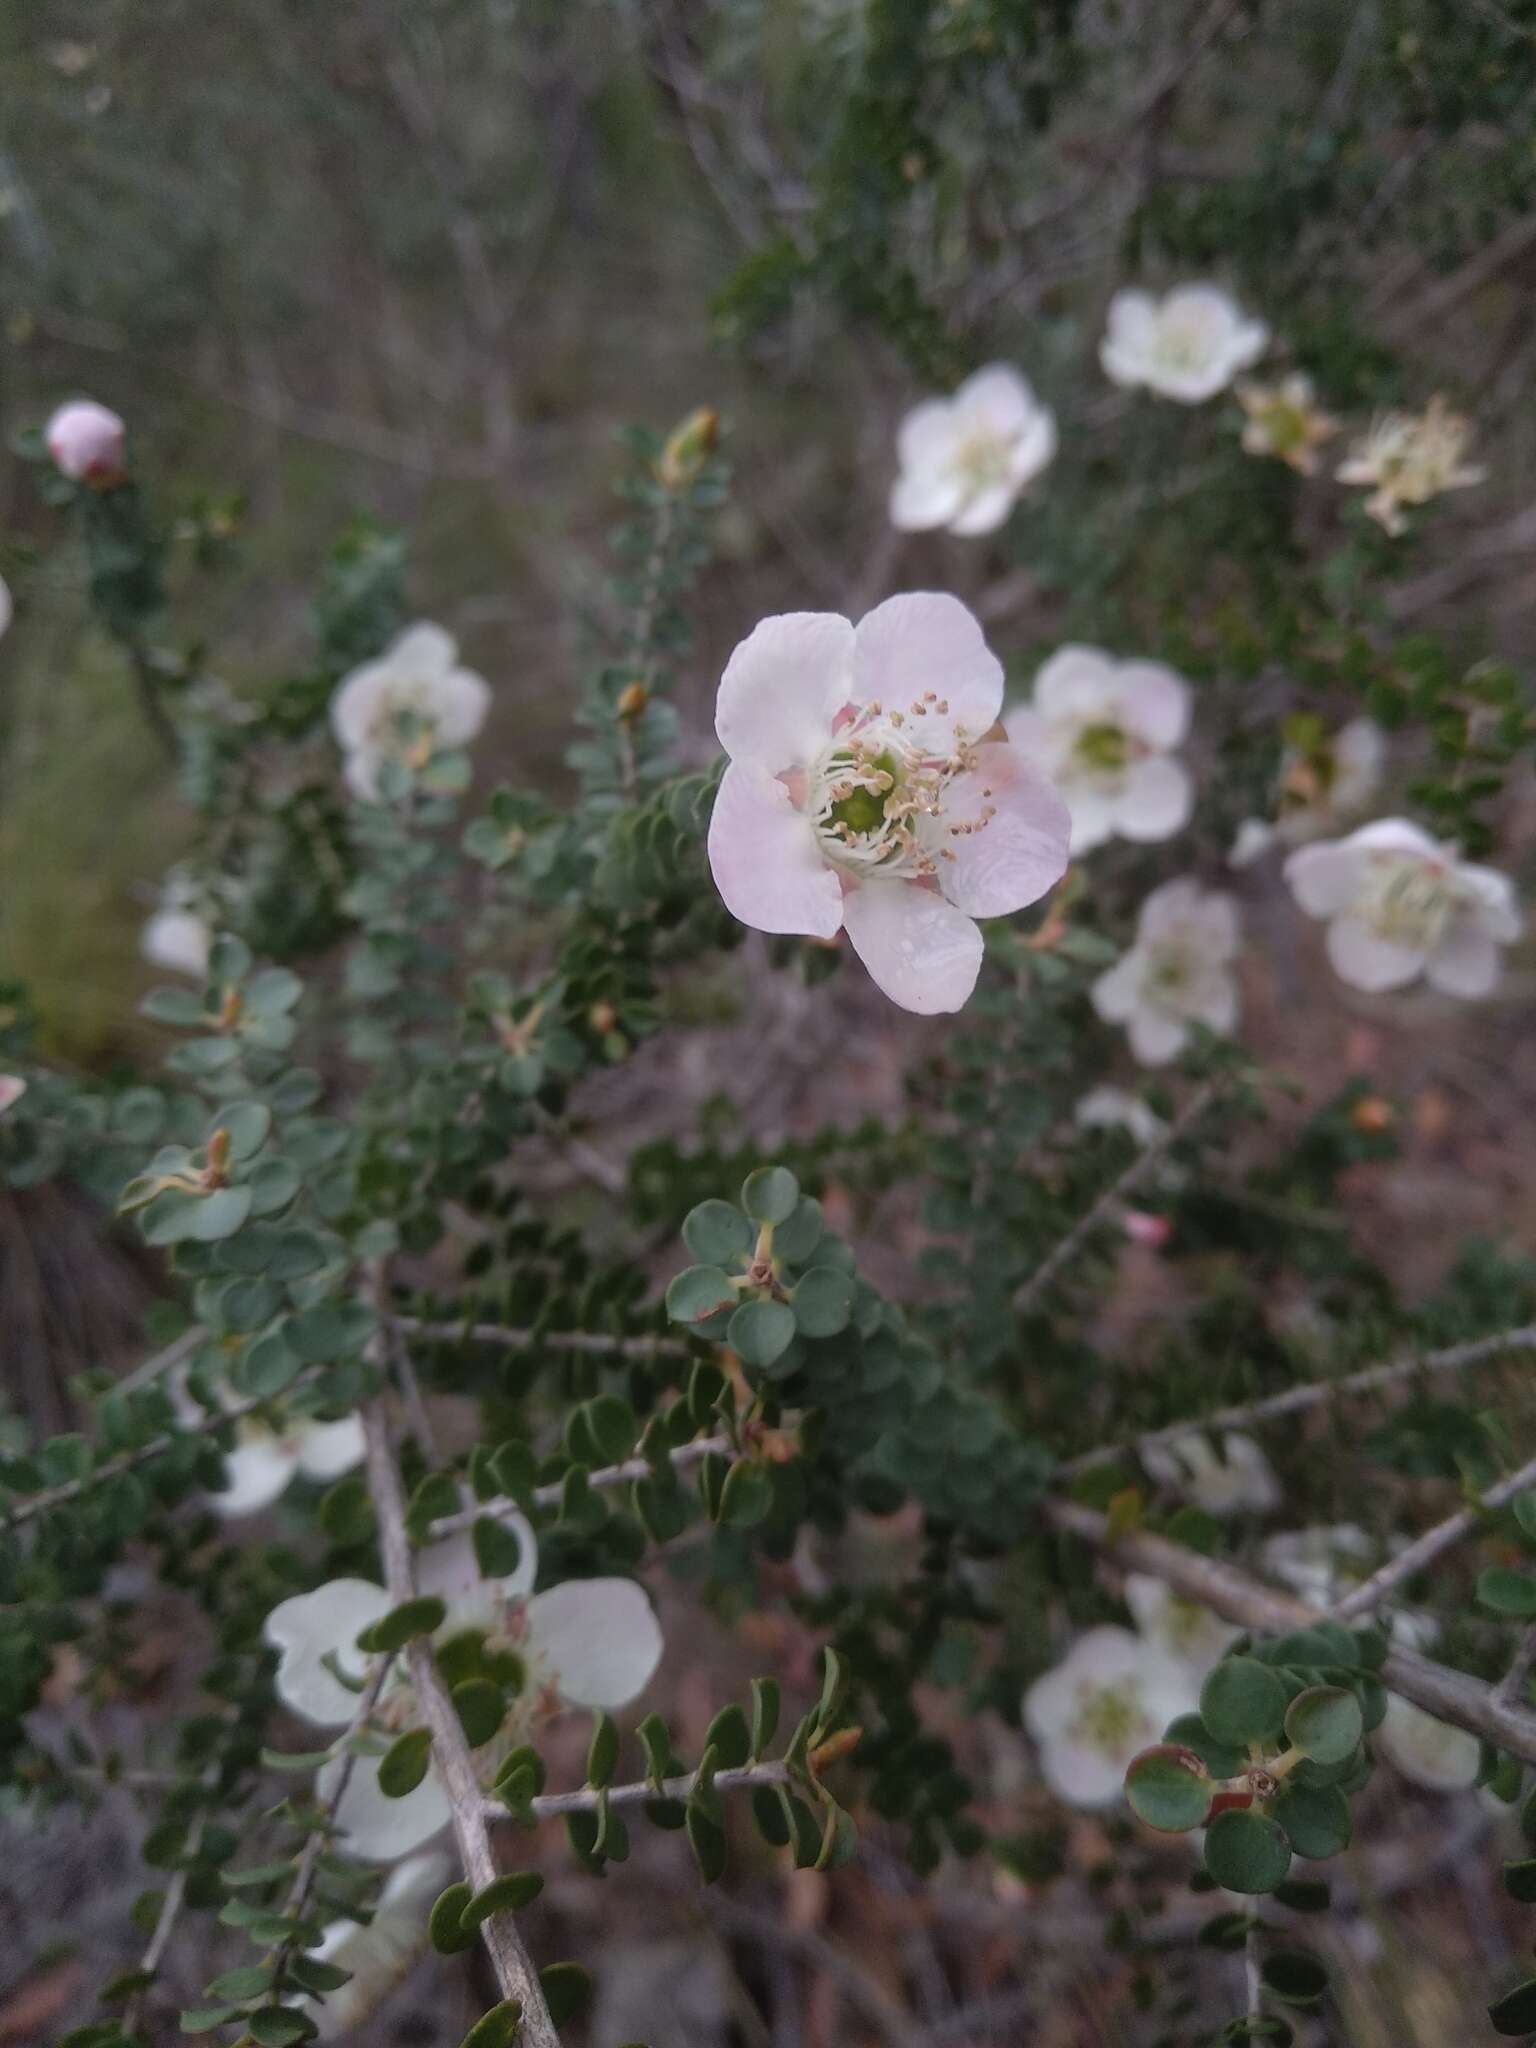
[1332,1446,1536,1621]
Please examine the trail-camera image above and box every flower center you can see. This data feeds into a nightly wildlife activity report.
[1153,321,1213,375]
[371,690,439,766]
[953,430,1012,493]
[1073,1677,1152,1758]
[806,700,990,884]
[1144,938,1201,1010]
[1361,854,1458,951]
[1073,719,1134,777]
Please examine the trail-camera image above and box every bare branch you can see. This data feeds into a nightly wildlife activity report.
[1014,1082,1219,1316]
[427,1432,732,1542]
[1060,1324,1536,1478]
[390,1313,687,1362]
[482,1757,789,1825]
[1331,1446,1536,1621]
[359,1394,561,2047]
[1041,1496,1536,1761]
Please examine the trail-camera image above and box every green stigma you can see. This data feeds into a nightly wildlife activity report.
[1077,721,1131,773]
[829,750,899,836]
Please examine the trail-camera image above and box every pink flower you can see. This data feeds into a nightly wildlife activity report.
[707,595,1071,1014]
[45,399,127,485]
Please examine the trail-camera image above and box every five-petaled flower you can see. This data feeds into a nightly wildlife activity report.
[1005,645,1193,855]
[175,1376,365,1518]
[1023,1626,1196,1808]
[1234,372,1339,474]
[1090,879,1241,1065]
[264,1525,662,1860]
[1140,1431,1280,1518]
[295,1850,450,2038]
[706,594,1071,1014]
[330,623,491,801]
[1336,395,1485,536]
[889,365,1057,537]
[1100,284,1268,404]
[1285,818,1520,998]
[45,398,128,485]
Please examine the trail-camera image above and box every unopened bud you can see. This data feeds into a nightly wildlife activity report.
[1121,1208,1172,1249]
[616,680,649,720]
[1350,1095,1394,1133]
[0,1075,26,1116]
[217,987,243,1032]
[45,398,127,486]
[808,1725,863,1774]
[588,1000,618,1037]
[205,1128,231,1185]
[657,406,719,488]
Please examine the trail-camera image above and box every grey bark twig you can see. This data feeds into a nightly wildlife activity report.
[360,1383,562,2047]
[1041,1496,1536,1761]
[1331,1446,1536,1622]
[481,1757,789,1825]
[427,1432,733,1542]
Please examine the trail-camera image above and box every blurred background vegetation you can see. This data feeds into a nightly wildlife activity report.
[2,7,1536,2039]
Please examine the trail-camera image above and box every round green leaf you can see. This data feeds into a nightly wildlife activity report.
[1200,1657,1289,1749]
[458,1997,524,2048]
[666,1264,737,1326]
[1203,1807,1291,1894]
[682,1201,754,1267]
[1261,1950,1328,2007]
[539,1962,592,2026]
[1283,1686,1362,1766]
[1478,1566,1536,1617]
[1273,1781,1351,1860]
[452,1679,505,1749]
[429,1882,476,1955]
[377,1728,432,1799]
[728,1298,795,1369]
[773,1195,825,1265]
[461,1872,544,1928]
[1124,1745,1212,1833]
[214,1102,272,1161]
[719,1460,774,1527]
[741,1165,799,1225]
[356,1595,446,1654]
[791,1265,855,1339]
[1489,1979,1536,2037]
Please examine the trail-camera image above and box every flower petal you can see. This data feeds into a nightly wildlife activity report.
[527,1577,663,1709]
[1459,863,1523,943]
[294,1414,368,1484]
[1127,1006,1189,1066]
[1090,953,1143,1024]
[1325,914,1424,991]
[1426,923,1500,998]
[417,1520,538,1616]
[1114,662,1190,749]
[947,481,1022,537]
[304,1852,451,2038]
[714,612,853,771]
[265,1579,389,1725]
[432,665,492,746]
[841,883,984,1013]
[212,1435,299,1518]
[1032,644,1116,723]
[707,761,844,938]
[1113,755,1192,843]
[1284,841,1362,919]
[953,363,1037,434]
[851,593,1003,747]
[890,466,967,532]
[896,396,958,473]
[318,1748,453,1863]
[932,740,1070,918]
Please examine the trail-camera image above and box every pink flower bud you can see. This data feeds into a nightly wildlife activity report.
[1121,1208,1172,1249]
[0,1075,26,1115]
[45,399,127,485]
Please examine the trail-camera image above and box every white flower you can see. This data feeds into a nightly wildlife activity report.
[1139,1432,1281,1518]
[1090,879,1241,1066]
[1285,818,1521,998]
[1124,1573,1239,1678]
[1005,646,1193,854]
[1261,1524,1373,1606]
[1336,395,1485,536]
[889,365,1057,537]
[141,905,212,979]
[264,1527,663,1861]
[175,1377,365,1517]
[1022,1626,1197,1808]
[1075,1086,1169,1149]
[706,595,1071,1014]
[1376,1696,1480,1794]
[1235,373,1339,475]
[296,1850,450,2038]
[1100,284,1269,404]
[330,623,491,801]
[0,1075,25,1115]
[45,398,127,483]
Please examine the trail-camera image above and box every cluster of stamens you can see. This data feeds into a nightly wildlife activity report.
[1076,1676,1152,1756]
[806,695,995,882]
[1361,853,1459,950]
